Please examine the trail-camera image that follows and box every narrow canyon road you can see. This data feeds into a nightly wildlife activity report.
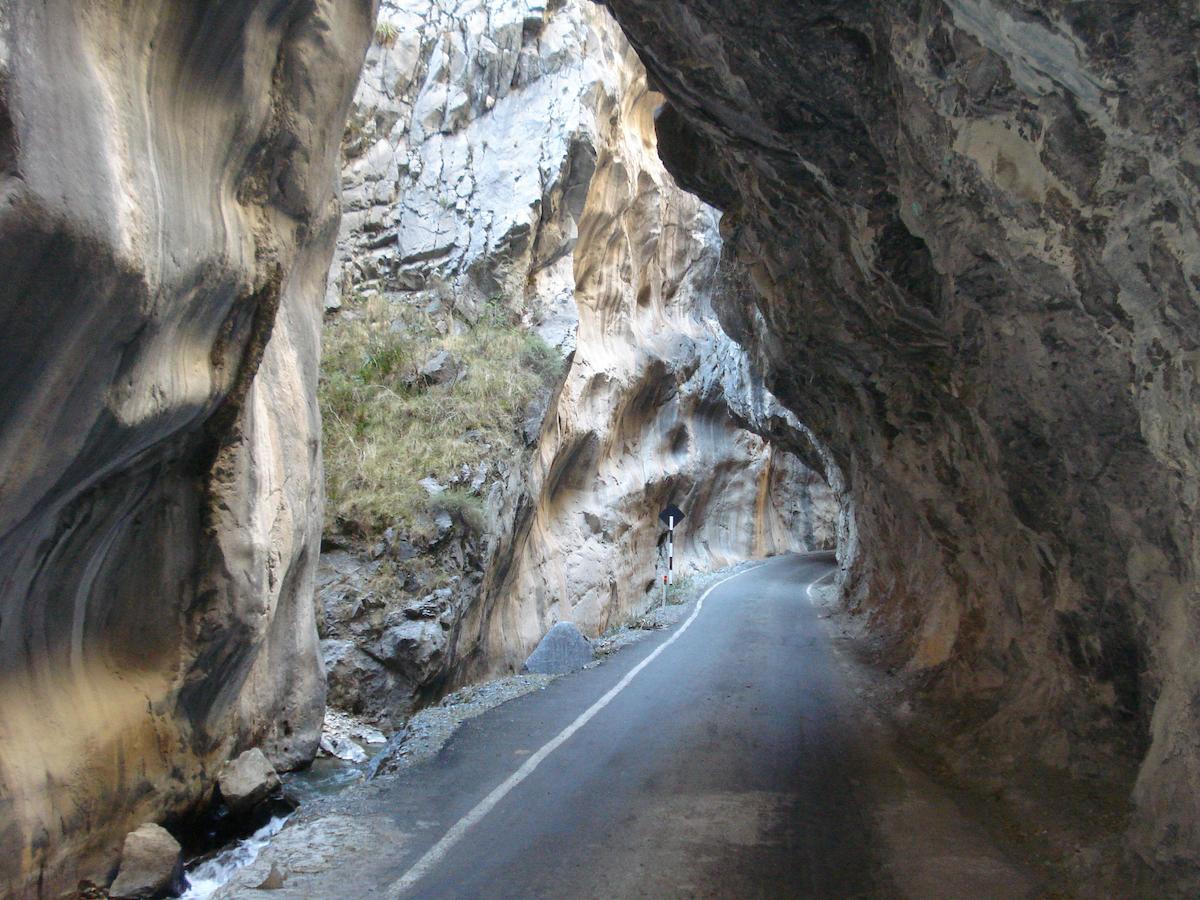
[236,553,1038,898]
[389,553,886,898]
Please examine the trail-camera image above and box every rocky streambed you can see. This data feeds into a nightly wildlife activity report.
[170,677,555,897]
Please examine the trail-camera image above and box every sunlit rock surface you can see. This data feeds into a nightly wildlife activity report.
[0,2,374,894]
[602,0,1200,887]
[324,0,836,715]
[460,32,840,674]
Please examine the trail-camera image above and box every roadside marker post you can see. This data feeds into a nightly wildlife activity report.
[657,504,685,610]
[668,515,674,586]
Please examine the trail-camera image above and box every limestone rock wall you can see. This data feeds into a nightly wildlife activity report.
[448,6,838,679]
[0,2,374,895]
[601,0,1200,887]
[319,0,626,725]
[323,0,836,711]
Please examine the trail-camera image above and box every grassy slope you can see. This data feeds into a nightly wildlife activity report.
[320,294,561,540]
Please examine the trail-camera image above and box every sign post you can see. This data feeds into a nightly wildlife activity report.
[657,504,685,609]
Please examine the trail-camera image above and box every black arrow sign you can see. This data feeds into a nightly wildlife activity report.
[658,503,685,527]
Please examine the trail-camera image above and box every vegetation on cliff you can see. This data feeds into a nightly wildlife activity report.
[319,293,561,539]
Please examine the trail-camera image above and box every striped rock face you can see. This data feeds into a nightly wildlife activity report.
[0,2,374,894]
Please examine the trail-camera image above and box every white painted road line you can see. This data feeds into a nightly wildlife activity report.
[387,563,766,898]
[805,569,837,603]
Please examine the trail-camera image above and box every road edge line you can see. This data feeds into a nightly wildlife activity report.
[386,561,767,898]
[805,568,837,602]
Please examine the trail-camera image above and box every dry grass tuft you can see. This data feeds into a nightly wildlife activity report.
[320,295,562,538]
[374,21,399,47]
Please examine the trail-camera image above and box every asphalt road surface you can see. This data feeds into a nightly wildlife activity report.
[382,552,900,898]
[235,552,1036,899]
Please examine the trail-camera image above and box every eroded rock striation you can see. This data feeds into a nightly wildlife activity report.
[601,0,1200,887]
[0,2,374,894]
[457,28,841,672]
[320,0,836,720]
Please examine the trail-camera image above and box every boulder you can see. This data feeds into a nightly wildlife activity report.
[323,642,415,727]
[522,622,594,675]
[417,350,460,385]
[319,734,368,764]
[108,823,183,899]
[379,618,448,684]
[217,749,281,815]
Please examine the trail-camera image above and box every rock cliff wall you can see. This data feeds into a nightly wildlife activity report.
[455,46,840,674]
[321,0,836,717]
[0,2,373,895]
[601,0,1200,887]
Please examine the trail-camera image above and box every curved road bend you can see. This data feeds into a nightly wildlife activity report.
[258,553,1037,898]
[389,552,886,898]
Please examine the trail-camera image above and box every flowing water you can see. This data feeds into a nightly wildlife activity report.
[284,754,371,805]
[179,815,291,899]
[177,747,381,897]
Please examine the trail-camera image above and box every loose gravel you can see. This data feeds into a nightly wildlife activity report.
[369,673,558,777]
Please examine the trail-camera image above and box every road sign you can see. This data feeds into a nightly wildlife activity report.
[658,505,684,608]
[658,504,685,527]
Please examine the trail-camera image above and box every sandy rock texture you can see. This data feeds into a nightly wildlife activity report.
[321,0,836,720]
[601,0,1200,888]
[0,2,374,895]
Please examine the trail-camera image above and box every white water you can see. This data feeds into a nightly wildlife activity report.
[179,815,290,899]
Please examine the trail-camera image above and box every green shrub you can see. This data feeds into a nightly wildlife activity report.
[521,332,565,382]
[374,21,399,47]
[433,488,487,534]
